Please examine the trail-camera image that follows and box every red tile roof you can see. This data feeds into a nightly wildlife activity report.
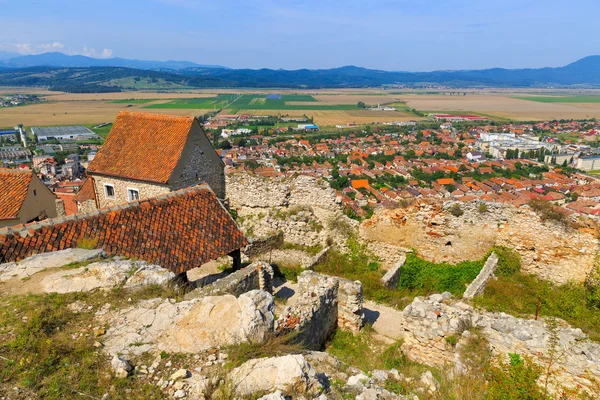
[0,185,246,274]
[74,178,96,204]
[88,112,196,184]
[0,169,33,220]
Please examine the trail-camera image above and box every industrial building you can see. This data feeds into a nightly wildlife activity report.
[32,126,99,143]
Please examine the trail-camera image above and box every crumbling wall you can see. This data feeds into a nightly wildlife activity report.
[362,199,599,284]
[463,252,498,299]
[186,261,273,299]
[381,254,406,289]
[287,271,364,338]
[243,232,284,258]
[276,273,338,350]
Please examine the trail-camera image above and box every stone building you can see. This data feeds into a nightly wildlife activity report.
[86,112,225,209]
[0,168,59,228]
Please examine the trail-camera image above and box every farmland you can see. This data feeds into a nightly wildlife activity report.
[517,95,600,103]
[2,87,600,128]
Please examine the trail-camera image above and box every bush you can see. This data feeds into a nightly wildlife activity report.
[485,353,547,400]
[478,203,488,213]
[528,198,570,227]
[449,203,464,217]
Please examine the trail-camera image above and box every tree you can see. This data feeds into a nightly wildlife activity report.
[357,101,366,109]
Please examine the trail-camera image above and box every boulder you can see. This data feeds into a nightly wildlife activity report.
[229,354,323,396]
[123,264,175,289]
[101,290,275,356]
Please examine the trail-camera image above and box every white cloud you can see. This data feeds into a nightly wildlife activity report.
[0,42,113,58]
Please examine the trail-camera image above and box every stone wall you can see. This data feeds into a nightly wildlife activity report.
[463,252,499,299]
[298,271,364,334]
[171,141,226,200]
[362,199,599,284]
[227,174,357,248]
[398,294,600,394]
[76,198,97,214]
[381,254,406,289]
[186,261,274,299]
[92,174,170,209]
[276,273,338,350]
[55,199,66,217]
[243,232,284,258]
[302,246,331,270]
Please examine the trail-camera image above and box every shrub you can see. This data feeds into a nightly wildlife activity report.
[485,353,547,400]
[528,198,570,227]
[449,203,464,217]
[76,236,98,250]
[478,203,488,213]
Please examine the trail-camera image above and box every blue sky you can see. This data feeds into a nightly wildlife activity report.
[0,0,599,70]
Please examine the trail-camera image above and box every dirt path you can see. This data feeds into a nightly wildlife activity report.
[363,300,407,342]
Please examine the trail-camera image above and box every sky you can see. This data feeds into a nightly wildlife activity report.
[0,0,599,71]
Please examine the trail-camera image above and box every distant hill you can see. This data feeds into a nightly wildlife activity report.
[1,55,600,92]
[0,51,20,61]
[1,52,227,70]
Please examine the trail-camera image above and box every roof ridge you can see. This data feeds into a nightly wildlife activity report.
[117,111,196,121]
[0,183,212,237]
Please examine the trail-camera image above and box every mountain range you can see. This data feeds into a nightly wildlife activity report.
[1,52,600,92]
[0,52,227,70]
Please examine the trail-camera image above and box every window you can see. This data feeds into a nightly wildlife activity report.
[127,188,140,201]
[104,184,115,199]
[33,189,37,196]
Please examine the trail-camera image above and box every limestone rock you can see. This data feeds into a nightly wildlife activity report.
[229,354,322,396]
[123,264,175,289]
[111,355,133,378]
[171,369,189,381]
[0,248,105,282]
[100,290,275,356]
[257,391,286,400]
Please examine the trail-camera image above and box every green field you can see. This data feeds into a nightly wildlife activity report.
[227,94,359,112]
[517,96,600,103]
[143,96,238,109]
[88,123,113,138]
[108,99,155,104]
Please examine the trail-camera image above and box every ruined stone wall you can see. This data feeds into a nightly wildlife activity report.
[186,261,274,299]
[362,200,599,284]
[227,173,357,248]
[298,271,364,334]
[76,199,97,214]
[463,252,499,299]
[398,294,600,394]
[243,232,284,258]
[276,273,339,350]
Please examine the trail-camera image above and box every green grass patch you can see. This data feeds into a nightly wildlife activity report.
[517,96,600,103]
[144,96,238,109]
[313,239,485,307]
[227,94,359,113]
[398,252,483,296]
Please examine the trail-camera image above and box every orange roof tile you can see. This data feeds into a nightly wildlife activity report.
[0,185,246,274]
[88,112,196,184]
[437,178,456,186]
[351,179,370,189]
[0,169,33,220]
[74,178,96,204]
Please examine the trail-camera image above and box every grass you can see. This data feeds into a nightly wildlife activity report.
[76,236,98,250]
[313,239,485,308]
[528,198,571,227]
[227,94,360,113]
[474,273,600,342]
[0,291,167,399]
[224,332,303,369]
[517,96,600,103]
[143,96,238,109]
